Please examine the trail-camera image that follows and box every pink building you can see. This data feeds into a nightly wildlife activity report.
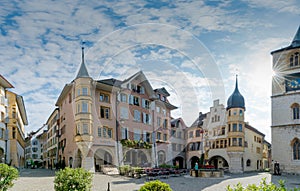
[54,48,177,172]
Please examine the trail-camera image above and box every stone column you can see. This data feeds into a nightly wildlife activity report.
[228,152,244,173]
[76,142,95,172]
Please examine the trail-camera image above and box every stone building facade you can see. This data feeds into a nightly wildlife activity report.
[271,26,300,174]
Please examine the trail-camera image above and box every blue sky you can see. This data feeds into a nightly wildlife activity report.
[0,0,299,141]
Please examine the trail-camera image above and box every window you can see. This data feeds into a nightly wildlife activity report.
[232,138,237,146]
[256,147,261,154]
[82,87,88,95]
[100,106,110,119]
[128,95,134,104]
[228,124,231,132]
[290,52,300,67]
[142,99,150,109]
[239,110,243,116]
[171,130,176,137]
[120,93,127,102]
[163,119,168,129]
[246,159,251,167]
[228,110,231,116]
[137,85,145,94]
[107,128,112,138]
[196,130,201,137]
[120,107,129,119]
[103,128,107,138]
[156,106,160,113]
[172,143,176,151]
[157,117,161,127]
[157,132,161,140]
[82,101,88,113]
[82,123,89,134]
[292,103,300,119]
[238,138,243,146]
[133,129,140,141]
[133,96,139,106]
[221,127,225,135]
[177,131,182,139]
[134,110,141,122]
[143,113,151,124]
[293,139,300,160]
[121,127,128,139]
[98,127,102,137]
[12,127,16,139]
[232,123,237,132]
[189,131,193,138]
[163,134,167,141]
[146,132,151,143]
[100,93,110,103]
[32,147,38,152]
[68,93,72,103]
[239,124,243,132]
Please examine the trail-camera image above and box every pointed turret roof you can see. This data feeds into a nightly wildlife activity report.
[226,75,245,110]
[271,25,300,54]
[76,47,90,79]
[291,25,300,48]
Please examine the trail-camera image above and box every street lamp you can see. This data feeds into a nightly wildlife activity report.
[4,116,9,164]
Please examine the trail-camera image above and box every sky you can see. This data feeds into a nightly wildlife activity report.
[0,0,299,142]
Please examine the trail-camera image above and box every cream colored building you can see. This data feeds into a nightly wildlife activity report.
[54,47,177,172]
[186,78,267,173]
[6,90,28,168]
[271,26,300,174]
[45,108,59,169]
[0,75,13,164]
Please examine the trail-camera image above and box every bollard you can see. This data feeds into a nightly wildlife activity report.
[107,182,110,191]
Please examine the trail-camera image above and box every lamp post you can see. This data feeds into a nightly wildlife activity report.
[4,116,9,164]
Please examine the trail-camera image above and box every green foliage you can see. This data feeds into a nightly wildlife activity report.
[54,167,93,191]
[226,177,300,191]
[159,164,173,169]
[120,139,152,149]
[139,180,173,191]
[119,165,130,175]
[0,163,19,191]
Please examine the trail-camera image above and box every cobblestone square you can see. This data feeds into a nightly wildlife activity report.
[9,169,300,191]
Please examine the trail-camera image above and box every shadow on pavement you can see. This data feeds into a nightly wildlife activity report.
[19,168,56,177]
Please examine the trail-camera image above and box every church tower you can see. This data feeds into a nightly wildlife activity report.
[271,26,300,174]
[226,76,246,173]
[73,46,94,171]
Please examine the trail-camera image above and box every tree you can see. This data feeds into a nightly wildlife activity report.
[0,163,19,191]
[54,167,93,191]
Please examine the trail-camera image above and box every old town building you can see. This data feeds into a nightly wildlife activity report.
[54,47,177,172]
[271,26,300,174]
[186,77,267,173]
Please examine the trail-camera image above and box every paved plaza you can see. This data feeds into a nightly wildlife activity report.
[9,168,300,191]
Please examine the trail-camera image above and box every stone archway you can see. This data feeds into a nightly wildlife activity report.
[173,156,184,169]
[74,149,82,168]
[123,149,150,167]
[94,148,113,172]
[190,156,199,169]
[208,155,229,169]
[0,148,4,163]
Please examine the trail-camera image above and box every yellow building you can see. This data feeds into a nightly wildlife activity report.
[6,90,28,168]
[186,78,267,173]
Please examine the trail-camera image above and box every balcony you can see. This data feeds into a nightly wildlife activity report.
[74,134,93,142]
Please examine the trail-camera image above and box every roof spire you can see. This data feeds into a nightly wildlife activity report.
[76,42,90,79]
[226,74,245,110]
[291,25,300,47]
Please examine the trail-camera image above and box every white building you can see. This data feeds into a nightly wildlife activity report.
[271,25,300,174]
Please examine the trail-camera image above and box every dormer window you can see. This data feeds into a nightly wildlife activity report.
[290,52,299,67]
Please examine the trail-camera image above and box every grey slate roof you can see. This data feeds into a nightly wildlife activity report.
[76,47,90,78]
[226,76,245,110]
[271,25,300,54]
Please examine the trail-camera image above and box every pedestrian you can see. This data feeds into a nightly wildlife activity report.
[195,162,199,177]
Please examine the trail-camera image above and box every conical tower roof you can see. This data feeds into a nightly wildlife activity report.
[291,25,300,48]
[76,47,90,79]
[227,75,245,110]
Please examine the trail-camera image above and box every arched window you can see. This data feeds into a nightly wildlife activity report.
[290,55,294,67]
[295,53,299,66]
[246,159,251,166]
[291,103,300,120]
[292,139,300,160]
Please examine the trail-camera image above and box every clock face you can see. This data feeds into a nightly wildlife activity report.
[286,78,300,91]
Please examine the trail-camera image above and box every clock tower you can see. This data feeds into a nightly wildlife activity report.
[271,25,300,174]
